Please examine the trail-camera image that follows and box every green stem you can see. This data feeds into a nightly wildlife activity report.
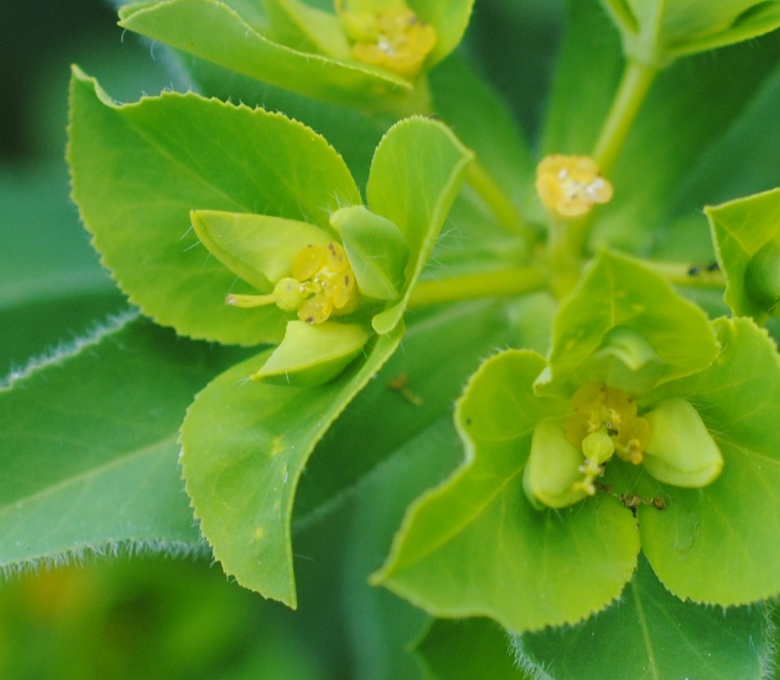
[465,161,537,244]
[592,59,658,176]
[643,260,726,288]
[407,267,547,309]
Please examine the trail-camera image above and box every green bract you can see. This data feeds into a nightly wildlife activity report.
[600,0,780,66]
[375,252,780,632]
[118,0,475,114]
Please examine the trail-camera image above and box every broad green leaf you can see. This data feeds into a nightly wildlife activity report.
[366,116,473,333]
[0,313,243,573]
[600,0,780,66]
[539,250,719,397]
[118,0,428,113]
[415,618,529,680]
[518,555,773,680]
[706,187,780,320]
[179,323,403,607]
[638,317,780,606]
[68,68,360,346]
[373,350,640,633]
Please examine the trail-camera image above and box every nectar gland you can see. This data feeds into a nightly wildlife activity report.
[536,154,613,218]
[336,1,437,79]
[226,241,358,324]
[564,382,650,495]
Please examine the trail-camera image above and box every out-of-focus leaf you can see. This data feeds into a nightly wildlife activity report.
[518,554,773,680]
[0,313,243,573]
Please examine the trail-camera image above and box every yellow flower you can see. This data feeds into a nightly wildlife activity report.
[336,1,437,79]
[535,154,613,218]
[226,241,358,324]
[564,382,650,495]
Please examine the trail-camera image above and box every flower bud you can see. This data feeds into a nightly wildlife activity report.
[642,398,723,488]
[524,417,590,509]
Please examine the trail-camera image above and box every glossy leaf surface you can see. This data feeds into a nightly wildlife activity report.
[179,324,403,607]
[68,68,360,346]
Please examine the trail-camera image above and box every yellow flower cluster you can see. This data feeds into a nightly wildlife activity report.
[337,2,437,79]
[227,241,358,324]
[535,154,613,218]
[564,382,650,495]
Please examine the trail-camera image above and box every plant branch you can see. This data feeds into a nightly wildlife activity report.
[592,59,657,176]
[407,266,547,308]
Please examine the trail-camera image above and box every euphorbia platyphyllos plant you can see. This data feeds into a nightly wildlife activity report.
[4,0,780,677]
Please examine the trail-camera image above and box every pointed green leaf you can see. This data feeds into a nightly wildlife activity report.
[68,68,360,346]
[366,116,473,333]
[179,323,404,607]
[373,350,640,632]
[706,186,780,320]
[638,317,780,605]
[0,313,242,573]
[330,205,409,301]
[518,555,773,680]
[253,320,372,386]
[539,250,719,397]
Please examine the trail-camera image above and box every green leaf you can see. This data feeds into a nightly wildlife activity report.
[366,116,473,333]
[0,313,242,573]
[638,317,780,605]
[373,349,640,632]
[190,211,332,292]
[253,320,372,386]
[518,554,773,680]
[179,323,404,607]
[118,0,424,112]
[415,618,529,680]
[600,0,780,66]
[68,68,360,346]
[706,186,780,320]
[539,250,719,397]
